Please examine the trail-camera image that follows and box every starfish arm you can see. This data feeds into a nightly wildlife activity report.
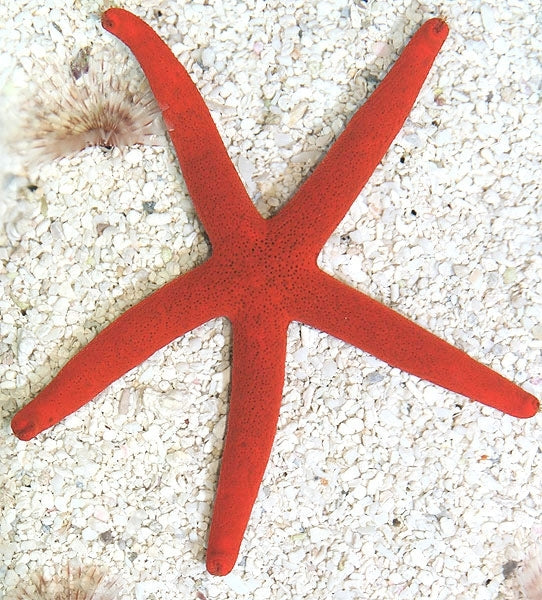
[101,9,263,248]
[273,19,449,256]
[11,260,224,441]
[206,313,289,576]
[294,269,539,418]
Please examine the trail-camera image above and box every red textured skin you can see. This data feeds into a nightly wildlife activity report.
[11,11,539,577]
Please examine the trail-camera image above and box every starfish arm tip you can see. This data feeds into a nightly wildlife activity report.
[488,384,539,418]
[101,7,121,31]
[206,552,236,577]
[11,413,39,441]
[517,393,540,418]
[427,17,449,37]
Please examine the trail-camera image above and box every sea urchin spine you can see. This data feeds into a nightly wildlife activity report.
[23,51,164,165]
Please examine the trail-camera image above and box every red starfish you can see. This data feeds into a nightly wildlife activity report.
[11,9,538,576]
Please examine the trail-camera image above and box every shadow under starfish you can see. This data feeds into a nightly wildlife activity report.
[11,9,538,576]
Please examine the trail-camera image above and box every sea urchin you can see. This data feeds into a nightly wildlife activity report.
[21,49,164,165]
[519,548,542,600]
[12,563,122,600]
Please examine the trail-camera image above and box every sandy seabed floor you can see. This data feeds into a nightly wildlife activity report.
[0,1,541,599]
